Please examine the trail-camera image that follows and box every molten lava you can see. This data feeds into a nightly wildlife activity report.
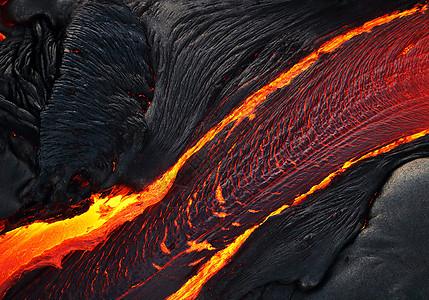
[1,3,429,299]
[166,130,429,300]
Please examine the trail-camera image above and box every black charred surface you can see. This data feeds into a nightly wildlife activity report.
[0,3,63,217]
[1,0,79,26]
[37,2,153,204]
[0,0,428,299]
[0,132,35,219]
[291,158,429,300]
[0,16,60,122]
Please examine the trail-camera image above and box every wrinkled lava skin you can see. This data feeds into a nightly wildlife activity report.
[0,0,429,299]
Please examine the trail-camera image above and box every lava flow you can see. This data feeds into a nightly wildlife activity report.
[166,130,429,300]
[1,3,429,299]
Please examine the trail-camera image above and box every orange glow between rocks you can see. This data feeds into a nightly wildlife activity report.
[0,3,428,298]
[0,33,5,41]
[401,44,415,55]
[215,185,226,205]
[185,240,215,254]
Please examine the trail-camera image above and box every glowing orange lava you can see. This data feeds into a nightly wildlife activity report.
[166,130,429,300]
[0,3,428,298]
[0,33,5,41]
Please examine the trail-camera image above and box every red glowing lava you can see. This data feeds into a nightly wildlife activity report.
[166,130,429,300]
